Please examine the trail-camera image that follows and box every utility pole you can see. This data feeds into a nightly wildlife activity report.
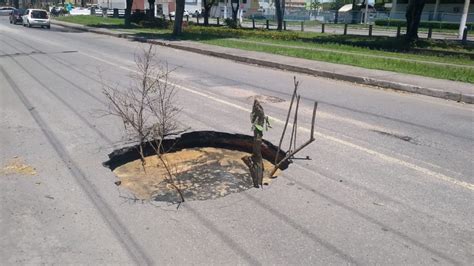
[433,0,440,20]
[364,0,369,24]
[459,0,470,40]
[224,0,227,19]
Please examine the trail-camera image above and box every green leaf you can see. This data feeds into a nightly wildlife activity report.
[254,124,264,132]
[265,116,272,129]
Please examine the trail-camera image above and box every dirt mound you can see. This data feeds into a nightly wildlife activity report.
[113,147,278,202]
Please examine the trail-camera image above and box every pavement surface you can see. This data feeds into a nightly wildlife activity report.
[1,17,474,265]
[51,20,474,104]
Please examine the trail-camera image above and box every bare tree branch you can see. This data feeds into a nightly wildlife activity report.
[102,44,185,203]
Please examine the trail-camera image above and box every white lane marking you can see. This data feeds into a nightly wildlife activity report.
[81,52,474,191]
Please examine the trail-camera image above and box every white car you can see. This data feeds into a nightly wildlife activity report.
[0,6,15,16]
[22,9,50,29]
[69,7,91,16]
[169,10,189,17]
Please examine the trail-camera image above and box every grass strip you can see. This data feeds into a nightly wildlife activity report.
[201,38,474,83]
[55,16,135,29]
[236,37,474,66]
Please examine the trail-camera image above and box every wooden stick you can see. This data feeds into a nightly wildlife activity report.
[288,95,300,153]
[269,101,318,178]
[310,102,317,141]
[275,77,298,164]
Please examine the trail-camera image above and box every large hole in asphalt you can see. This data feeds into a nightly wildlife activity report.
[103,131,290,203]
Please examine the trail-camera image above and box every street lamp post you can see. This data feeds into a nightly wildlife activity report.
[223,0,227,19]
[364,0,369,24]
[458,0,470,40]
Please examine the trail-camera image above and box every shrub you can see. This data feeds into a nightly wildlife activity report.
[130,12,147,24]
[139,18,170,28]
[184,26,301,41]
[224,18,238,29]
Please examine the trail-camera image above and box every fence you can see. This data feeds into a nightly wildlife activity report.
[250,9,473,27]
[54,7,472,41]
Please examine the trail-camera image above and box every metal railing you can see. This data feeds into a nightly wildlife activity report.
[250,9,473,25]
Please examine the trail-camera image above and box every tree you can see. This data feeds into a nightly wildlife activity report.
[310,0,321,10]
[309,0,321,16]
[125,0,134,27]
[274,0,284,30]
[13,0,18,8]
[173,0,185,35]
[230,0,240,25]
[405,0,426,41]
[351,0,357,24]
[147,0,156,19]
[102,44,184,203]
[203,0,217,26]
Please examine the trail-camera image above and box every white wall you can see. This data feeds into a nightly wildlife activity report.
[394,4,474,14]
[390,3,474,23]
[97,0,126,9]
[185,0,202,14]
[212,1,254,18]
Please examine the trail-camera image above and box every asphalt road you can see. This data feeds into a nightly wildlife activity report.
[1,17,473,265]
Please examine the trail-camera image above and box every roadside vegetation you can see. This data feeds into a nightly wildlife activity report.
[57,16,126,27]
[55,16,474,83]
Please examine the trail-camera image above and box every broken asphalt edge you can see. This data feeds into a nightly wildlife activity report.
[52,20,474,104]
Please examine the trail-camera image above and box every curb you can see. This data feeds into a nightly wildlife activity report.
[52,20,474,104]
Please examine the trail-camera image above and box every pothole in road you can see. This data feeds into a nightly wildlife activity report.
[247,94,285,103]
[0,50,78,58]
[103,131,289,203]
[372,130,418,145]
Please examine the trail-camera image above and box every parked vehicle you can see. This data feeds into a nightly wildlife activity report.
[0,6,15,16]
[169,10,190,17]
[105,8,125,17]
[49,6,65,13]
[69,7,92,16]
[191,9,201,18]
[22,9,50,29]
[9,8,25,24]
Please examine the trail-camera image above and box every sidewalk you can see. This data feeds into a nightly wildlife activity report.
[52,20,474,104]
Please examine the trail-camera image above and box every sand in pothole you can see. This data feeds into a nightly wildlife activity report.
[1,157,37,176]
[113,147,279,202]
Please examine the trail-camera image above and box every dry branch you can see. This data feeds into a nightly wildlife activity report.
[270,81,318,178]
[275,77,299,164]
[102,44,185,203]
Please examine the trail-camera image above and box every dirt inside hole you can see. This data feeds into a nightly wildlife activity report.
[1,157,37,176]
[113,147,280,202]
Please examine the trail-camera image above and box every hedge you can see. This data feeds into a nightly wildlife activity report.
[184,26,303,41]
[374,19,473,30]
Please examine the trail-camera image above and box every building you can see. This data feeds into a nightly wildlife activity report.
[97,0,148,10]
[384,0,474,22]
